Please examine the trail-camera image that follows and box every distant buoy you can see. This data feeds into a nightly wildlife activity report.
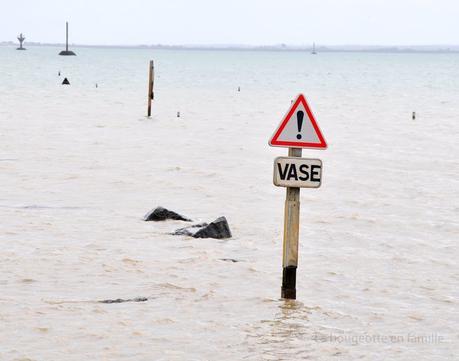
[412,111,416,120]
[62,77,70,85]
[58,71,61,76]
[95,83,98,88]
[238,86,240,92]
[177,112,180,118]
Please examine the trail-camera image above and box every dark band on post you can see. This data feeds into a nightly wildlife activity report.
[281,266,297,299]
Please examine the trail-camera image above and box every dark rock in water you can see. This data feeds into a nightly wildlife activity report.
[173,223,208,236]
[194,217,232,239]
[173,217,232,239]
[143,206,191,222]
[62,77,70,85]
[99,297,148,304]
[220,258,240,263]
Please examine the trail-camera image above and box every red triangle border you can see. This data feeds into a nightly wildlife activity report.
[269,94,327,149]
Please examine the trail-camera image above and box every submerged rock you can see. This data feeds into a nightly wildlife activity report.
[220,258,240,263]
[99,297,148,304]
[173,223,208,236]
[173,217,232,239]
[144,207,191,222]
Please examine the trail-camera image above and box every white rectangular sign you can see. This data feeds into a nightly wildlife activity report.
[273,157,322,188]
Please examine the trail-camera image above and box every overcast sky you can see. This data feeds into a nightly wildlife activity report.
[1,0,457,45]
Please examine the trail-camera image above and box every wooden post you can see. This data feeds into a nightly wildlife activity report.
[147,60,154,117]
[281,147,302,299]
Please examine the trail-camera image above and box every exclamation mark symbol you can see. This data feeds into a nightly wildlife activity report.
[296,111,304,140]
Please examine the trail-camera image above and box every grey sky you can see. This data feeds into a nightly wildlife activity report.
[1,0,457,45]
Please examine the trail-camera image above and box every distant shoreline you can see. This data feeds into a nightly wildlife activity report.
[1,42,458,54]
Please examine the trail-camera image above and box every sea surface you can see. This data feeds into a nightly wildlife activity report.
[0,46,458,360]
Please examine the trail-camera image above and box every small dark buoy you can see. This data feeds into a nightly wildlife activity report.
[177,111,180,118]
[58,71,61,76]
[238,86,240,92]
[412,111,416,120]
[62,77,70,85]
[95,83,98,88]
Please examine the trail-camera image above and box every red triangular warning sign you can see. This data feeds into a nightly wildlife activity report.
[269,94,327,149]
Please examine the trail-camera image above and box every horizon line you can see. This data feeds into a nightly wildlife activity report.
[1,41,458,53]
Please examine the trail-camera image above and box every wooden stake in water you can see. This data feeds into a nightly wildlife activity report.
[147,60,154,117]
[281,147,302,299]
